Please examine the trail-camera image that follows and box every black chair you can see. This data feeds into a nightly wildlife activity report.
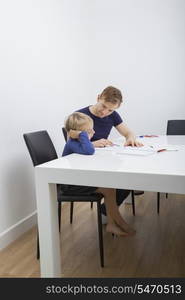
[23,130,104,267]
[157,120,185,214]
[167,120,185,136]
[62,127,137,216]
[62,127,68,142]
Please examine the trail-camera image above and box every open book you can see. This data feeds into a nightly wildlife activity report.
[114,146,158,156]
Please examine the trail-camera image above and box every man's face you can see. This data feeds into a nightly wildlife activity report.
[95,97,120,118]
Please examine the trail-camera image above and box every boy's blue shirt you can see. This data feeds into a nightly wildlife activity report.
[62,131,95,157]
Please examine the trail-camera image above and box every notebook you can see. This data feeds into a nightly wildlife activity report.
[96,145,180,156]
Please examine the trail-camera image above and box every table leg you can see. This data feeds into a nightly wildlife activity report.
[35,177,61,277]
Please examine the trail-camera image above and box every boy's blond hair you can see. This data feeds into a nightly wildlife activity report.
[99,86,123,105]
[65,112,93,132]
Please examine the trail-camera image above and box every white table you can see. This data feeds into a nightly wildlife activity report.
[35,135,185,277]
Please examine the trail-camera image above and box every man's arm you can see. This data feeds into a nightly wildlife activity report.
[115,122,143,147]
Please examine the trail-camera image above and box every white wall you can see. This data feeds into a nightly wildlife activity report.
[0,0,90,248]
[84,0,185,137]
[0,0,185,248]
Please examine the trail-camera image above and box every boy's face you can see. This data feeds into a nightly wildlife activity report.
[94,97,120,118]
[81,121,95,139]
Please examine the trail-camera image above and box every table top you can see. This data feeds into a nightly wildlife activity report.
[36,135,185,194]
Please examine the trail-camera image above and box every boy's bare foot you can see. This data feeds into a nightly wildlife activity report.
[106,223,129,237]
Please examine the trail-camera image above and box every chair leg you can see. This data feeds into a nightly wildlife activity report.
[166,193,168,198]
[96,201,104,267]
[37,229,40,260]
[90,202,93,209]
[131,190,135,216]
[157,192,160,214]
[58,202,61,232]
[70,202,74,224]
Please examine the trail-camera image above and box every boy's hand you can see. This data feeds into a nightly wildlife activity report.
[68,129,81,139]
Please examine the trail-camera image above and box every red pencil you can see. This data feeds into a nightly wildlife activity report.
[157,149,166,153]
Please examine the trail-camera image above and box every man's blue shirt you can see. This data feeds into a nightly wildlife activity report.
[77,106,123,141]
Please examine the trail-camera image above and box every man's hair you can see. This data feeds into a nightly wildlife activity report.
[99,86,123,105]
[65,112,93,132]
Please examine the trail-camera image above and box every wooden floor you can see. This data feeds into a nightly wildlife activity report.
[0,192,185,278]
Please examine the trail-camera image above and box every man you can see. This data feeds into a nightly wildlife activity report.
[77,86,143,223]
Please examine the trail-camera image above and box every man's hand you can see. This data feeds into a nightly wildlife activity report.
[68,129,81,139]
[124,136,143,147]
[116,124,143,147]
[92,139,113,148]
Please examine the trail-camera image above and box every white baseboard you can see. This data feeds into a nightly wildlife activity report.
[0,211,37,250]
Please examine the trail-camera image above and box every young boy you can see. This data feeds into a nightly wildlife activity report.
[61,112,135,236]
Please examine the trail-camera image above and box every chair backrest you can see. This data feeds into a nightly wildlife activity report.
[23,130,58,166]
[62,127,67,142]
[167,120,185,135]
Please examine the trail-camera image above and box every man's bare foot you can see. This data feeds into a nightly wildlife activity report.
[116,221,136,235]
[106,223,129,236]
